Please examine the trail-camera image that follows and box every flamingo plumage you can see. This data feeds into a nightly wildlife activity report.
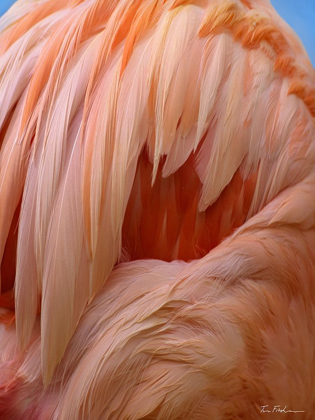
[0,0,315,418]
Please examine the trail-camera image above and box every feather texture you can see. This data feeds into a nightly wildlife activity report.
[0,0,315,418]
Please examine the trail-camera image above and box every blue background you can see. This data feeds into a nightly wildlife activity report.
[0,0,314,66]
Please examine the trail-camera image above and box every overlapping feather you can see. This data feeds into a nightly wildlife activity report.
[0,0,314,395]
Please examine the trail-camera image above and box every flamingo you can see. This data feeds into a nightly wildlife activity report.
[0,0,314,418]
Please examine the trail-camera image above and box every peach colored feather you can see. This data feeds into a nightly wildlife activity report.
[0,0,315,418]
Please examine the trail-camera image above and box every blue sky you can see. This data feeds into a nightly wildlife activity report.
[271,0,315,65]
[0,0,314,65]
